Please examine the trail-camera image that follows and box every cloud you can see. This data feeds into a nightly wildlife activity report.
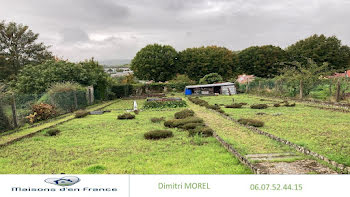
[0,0,349,62]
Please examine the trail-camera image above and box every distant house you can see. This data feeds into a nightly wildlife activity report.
[185,82,236,95]
[327,70,350,79]
[237,74,255,84]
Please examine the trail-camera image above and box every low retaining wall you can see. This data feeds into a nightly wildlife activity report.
[213,132,262,174]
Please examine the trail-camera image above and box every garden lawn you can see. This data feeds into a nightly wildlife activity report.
[201,94,350,166]
[0,99,251,174]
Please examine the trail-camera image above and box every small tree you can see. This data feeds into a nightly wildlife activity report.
[199,73,223,84]
[277,59,332,98]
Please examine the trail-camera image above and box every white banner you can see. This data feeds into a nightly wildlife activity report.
[0,175,348,197]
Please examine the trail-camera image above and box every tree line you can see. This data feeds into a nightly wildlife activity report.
[131,35,350,82]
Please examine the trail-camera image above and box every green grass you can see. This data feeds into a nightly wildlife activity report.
[201,94,350,166]
[0,99,251,174]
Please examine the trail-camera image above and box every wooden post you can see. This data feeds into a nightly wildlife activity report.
[11,93,18,128]
[336,79,341,102]
[73,91,78,110]
[299,79,303,99]
[258,81,262,91]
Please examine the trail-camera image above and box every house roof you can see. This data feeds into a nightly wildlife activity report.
[185,82,234,89]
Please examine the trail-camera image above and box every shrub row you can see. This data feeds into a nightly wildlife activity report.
[164,117,204,128]
[143,100,187,109]
[250,104,268,109]
[174,109,194,119]
[144,130,173,139]
[188,126,214,137]
[150,117,165,123]
[225,103,243,108]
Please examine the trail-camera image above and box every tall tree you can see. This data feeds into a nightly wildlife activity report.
[178,46,237,81]
[131,44,178,82]
[286,34,350,71]
[0,21,53,81]
[237,45,287,78]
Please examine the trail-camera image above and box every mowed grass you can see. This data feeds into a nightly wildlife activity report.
[0,99,251,174]
[187,100,299,157]
[201,94,350,166]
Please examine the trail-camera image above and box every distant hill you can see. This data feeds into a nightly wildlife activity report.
[99,59,131,67]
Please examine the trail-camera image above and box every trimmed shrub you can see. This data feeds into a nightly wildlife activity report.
[225,103,243,108]
[182,122,205,130]
[207,105,220,110]
[117,113,135,119]
[150,117,165,123]
[189,126,213,137]
[26,103,57,124]
[144,130,173,140]
[143,100,187,109]
[174,109,194,119]
[164,117,204,128]
[285,103,296,107]
[250,104,268,109]
[188,97,209,107]
[45,129,60,136]
[238,118,264,127]
[273,103,280,107]
[75,110,89,118]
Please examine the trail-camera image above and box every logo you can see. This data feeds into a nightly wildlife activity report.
[45,176,80,186]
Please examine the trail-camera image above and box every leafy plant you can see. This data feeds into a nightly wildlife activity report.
[174,109,194,119]
[45,129,60,136]
[164,117,204,128]
[150,117,165,123]
[188,126,214,137]
[75,110,89,118]
[199,73,223,84]
[144,130,173,140]
[26,103,57,124]
[238,118,264,127]
[182,123,205,130]
[117,113,135,120]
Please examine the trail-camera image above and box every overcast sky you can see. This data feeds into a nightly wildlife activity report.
[1,0,350,62]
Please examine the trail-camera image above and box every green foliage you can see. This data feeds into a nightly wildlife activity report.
[144,130,173,140]
[188,126,214,137]
[250,104,268,109]
[225,103,243,108]
[150,117,165,123]
[238,118,264,127]
[117,113,135,120]
[131,44,178,82]
[237,45,287,78]
[143,100,187,109]
[174,109,195,119]
[85,165,107,174]
[45,129,60,136]
[188,97,209,107]
[13,59,109,99]
[178,46,237,81]
[286,34,350,71]
[110,84,133,98]
[0,21,53,81]
[75,110,89,118]
[207,104,221,110]
[199,73,223,84]
[182,122,205,130]
[169,74,195,84]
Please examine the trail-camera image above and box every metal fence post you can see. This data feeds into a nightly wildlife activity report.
[11,93,18,128]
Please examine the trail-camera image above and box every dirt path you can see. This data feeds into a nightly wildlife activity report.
[187,100,337,174]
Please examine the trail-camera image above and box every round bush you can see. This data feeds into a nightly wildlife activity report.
[118,113,135,120]
[238,118,264,127]
[250,104,268,109]
[225,103,243,108]
[75,110,89,118]
[150,117,165,123]
[174,109,194,119]
[45,129,61,136]
[144,130,173,140]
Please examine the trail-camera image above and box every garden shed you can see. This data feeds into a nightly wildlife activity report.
[185,82,236,95]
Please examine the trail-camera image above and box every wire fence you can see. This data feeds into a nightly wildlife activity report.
[0,87,94,133]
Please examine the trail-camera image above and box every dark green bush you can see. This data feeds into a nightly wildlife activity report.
[273,103,280,107]
[174,109,194,119]
[45,129,61,136]
[150,117,165,123]
[207,105,221,110]
[143,100,187,109]
[225,103,243,108]
[111,84,133,98]
[164,117,204,128]
[188,97,209,107]
[144,130,173,140]
[182,122,205,130]
[285,103,296,107]
[117,113,135,119]
[238,118,264,127]
[189,126,213,137]
[75,110,89,118]
[250,104,268,109]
